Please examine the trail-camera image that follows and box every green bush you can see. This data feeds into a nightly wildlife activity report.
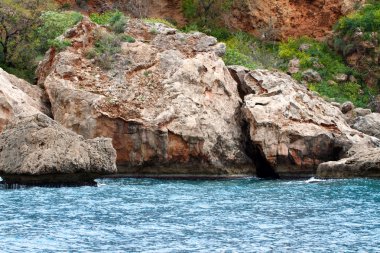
[279,37,352,80]
[278,36,375,106]
[37,11,83,52]
[309,81,374,108]
[223,48,258,69]
[181,0,197,19]
[181,0,235,27]
[109,11,128,33]
[48,39,71,51]
[223,32,284,70]
[87,32,124,69]
[90,11,120,25]
[181,23,200,33]
[120,35,136,43]
[203,26,232,41]
[334,2,380,37]
[90,11,128,33]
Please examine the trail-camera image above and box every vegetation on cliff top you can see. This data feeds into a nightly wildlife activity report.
[1,0,378,108]
[0,0,82,82]
[333,1,380,95]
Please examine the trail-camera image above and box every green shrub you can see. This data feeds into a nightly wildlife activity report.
[334,2,380,37]
[84,48,97,59]
[120,35,136,43]
[182,0,197,19]
[203,26,232,41]
[149,28,158,35]
[90,11,128,33]
[278,36,375,106]
[0,64,35,83]
[48,39,71,51]
[181,23,200,33]
[223,48,258,69]
[309,81,375,107]
[223,32,283,70]
[279,37,352,80]
[90,11,119,25]
[87,32,123,69]
[37,11,83,52]
[109,11,128,33]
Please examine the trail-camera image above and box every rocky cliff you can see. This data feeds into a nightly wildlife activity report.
[56,0,362,39]
[34,18,379,178]
[37,18,253,176]
[228,0,363,39]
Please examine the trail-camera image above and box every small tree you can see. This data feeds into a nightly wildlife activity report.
[0,0,55,66]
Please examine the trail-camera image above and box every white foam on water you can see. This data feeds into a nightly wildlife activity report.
[0,177,2,182]
[305,177,325,183]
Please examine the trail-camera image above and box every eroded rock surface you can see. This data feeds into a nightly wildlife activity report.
[229,67,378,178]
[0,114,117,185]
[351,113,380,139]
[228,0,364,39]
[0,68,50,132]
[37,19,252,176]
[317,148,380,179]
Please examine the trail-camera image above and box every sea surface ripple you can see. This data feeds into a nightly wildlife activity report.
[0,178,379,252]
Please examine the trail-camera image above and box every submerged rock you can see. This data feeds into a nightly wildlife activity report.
[0,114,117,186]
[229,67,378,178]
[317,148,380,179]
[0,68,50,132]
[36,19,252,176]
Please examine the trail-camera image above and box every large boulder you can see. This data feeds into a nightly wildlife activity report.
[0,114,117,185]
[229,67,378,178]
[317,148,380,179]
[36,19,252,176]
[0,68,50,132]
[351,113,380,139]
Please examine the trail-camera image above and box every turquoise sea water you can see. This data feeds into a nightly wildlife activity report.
[0,178,379,252]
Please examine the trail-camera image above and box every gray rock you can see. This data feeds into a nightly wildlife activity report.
[317,148,380,179]
[302,69,322,82]
[354,107,372,117]
[236,69,375,178]
[299,43,311,52]
[0,68,50,133]
[334,73,348,82]
[341,101,355,114]
[288,58,300,74]
[0,114,117,185]
[352,113,380,138]
[330,102,341,108]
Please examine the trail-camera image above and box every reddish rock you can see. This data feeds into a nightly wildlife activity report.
[37,19,253,176]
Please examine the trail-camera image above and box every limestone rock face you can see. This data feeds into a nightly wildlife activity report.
[229,67,378,178]
[0,68,50,132]
[317,148,380,179]
[37,19,252,176]
[0,114,117,185]
[351,113,380,139]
